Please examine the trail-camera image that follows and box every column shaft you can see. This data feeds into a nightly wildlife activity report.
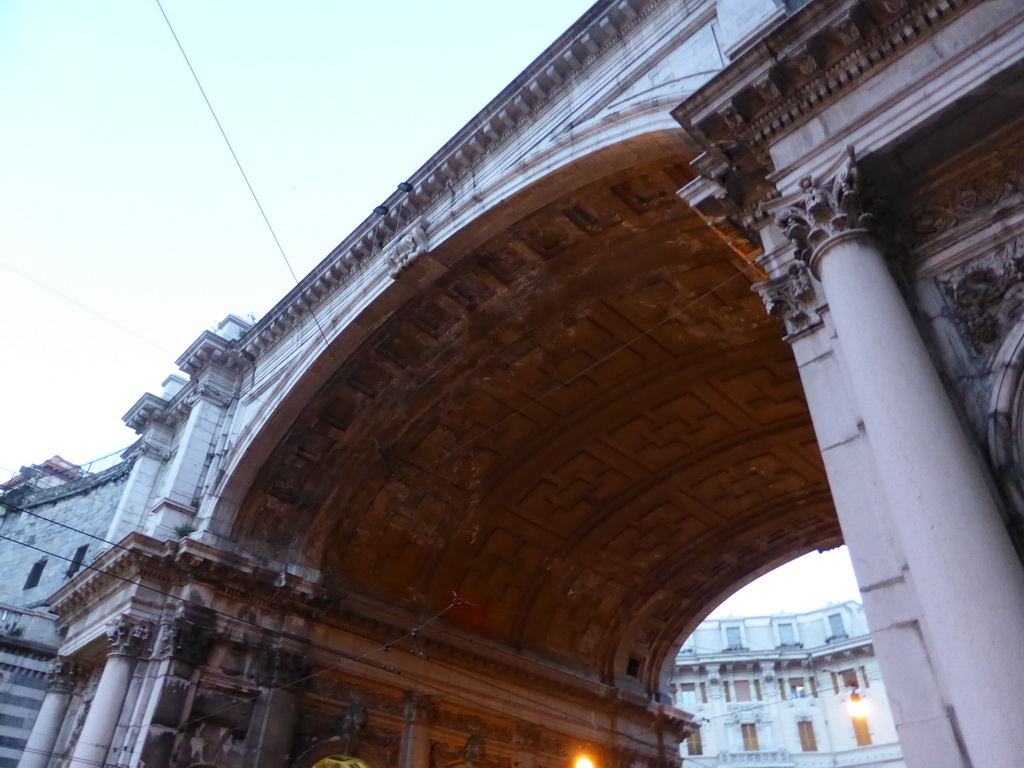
[18,689,73,768]
[68,654,134,768]
[816,229,1024,766]
[401,720,431,768]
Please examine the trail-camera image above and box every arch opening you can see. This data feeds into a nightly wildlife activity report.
[229,148,840,690]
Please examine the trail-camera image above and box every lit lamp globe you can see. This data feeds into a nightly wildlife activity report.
[575,756,595,768]
[848,691,868,718]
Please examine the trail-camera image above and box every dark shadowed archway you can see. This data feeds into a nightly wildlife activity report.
[231,152,840,694]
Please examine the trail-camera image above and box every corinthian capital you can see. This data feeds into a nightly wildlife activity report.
[46,657,84,693]
[773,147,876,266]
[106,617,151,657]
[753,263,821,338]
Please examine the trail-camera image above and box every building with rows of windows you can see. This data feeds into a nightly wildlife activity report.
[670,602,903,768]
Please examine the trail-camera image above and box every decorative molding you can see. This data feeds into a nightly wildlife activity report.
[909,146,1024,241]
[672,0,972,251]
[240,0,665,359]
[752,263,821,338]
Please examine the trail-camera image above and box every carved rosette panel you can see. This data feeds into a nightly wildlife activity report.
[752,263,821,338]
[106,617,151,657]
[772,147,877,267]
[942,236,1024,354]
[910,148,1024,240]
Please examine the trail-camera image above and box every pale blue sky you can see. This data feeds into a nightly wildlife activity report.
[0,1,859,615]
[1,0,594,472]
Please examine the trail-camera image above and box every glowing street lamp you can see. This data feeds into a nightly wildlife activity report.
[848,690,867,718]
[575,756,595,768]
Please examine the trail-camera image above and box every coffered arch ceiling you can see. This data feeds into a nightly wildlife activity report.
[233,153,840,689]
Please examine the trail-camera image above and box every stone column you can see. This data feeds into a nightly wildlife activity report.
[67,618,149,768]
[401,693,435,768]
[771,149,1024,767]
[18,659,81,768]
[245,646,304,768]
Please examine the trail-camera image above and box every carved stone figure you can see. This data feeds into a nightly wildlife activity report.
[386,220,429,278]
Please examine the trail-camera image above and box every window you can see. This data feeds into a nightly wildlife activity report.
[789,678,807,698]
[798,721,818,751]
[626,657,641,677]
[852,716,872,746]
[859,665,871,688]
[734,680,752,702]
[725,626,743,649]
[777,622,796,645]
[723,681,731,702]
[833,668,858,693]
[741,723,759,751]
[677,683,697,707]
[66,545,88,578]
[686,729,703,756]
[700,682,708,703]
[23,559,47,590]
[827,613,847,640]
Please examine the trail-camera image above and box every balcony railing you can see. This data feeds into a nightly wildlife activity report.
[718,749,794,766]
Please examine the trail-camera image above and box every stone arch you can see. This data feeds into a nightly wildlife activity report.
[987,320,1024,541]
[219,137,840,698]
[203,128,697,544]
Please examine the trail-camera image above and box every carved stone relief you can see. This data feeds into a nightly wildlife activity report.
[910,149,1024,240]
[386,220,430,279]
[942,236,1024,353]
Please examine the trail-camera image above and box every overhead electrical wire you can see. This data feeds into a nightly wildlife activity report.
[151,0,331,347]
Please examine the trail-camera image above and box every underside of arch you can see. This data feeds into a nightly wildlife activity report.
[231,151,841,688]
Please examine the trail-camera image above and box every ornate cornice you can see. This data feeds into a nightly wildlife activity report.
[47,533,683,739]
[672,0,975,257]
[240,0,667,359]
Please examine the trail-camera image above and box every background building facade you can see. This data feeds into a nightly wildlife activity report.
[672,603,902,768]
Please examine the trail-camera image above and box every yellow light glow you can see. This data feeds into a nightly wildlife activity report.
[575,756,594,768]
[848,692,868,718]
